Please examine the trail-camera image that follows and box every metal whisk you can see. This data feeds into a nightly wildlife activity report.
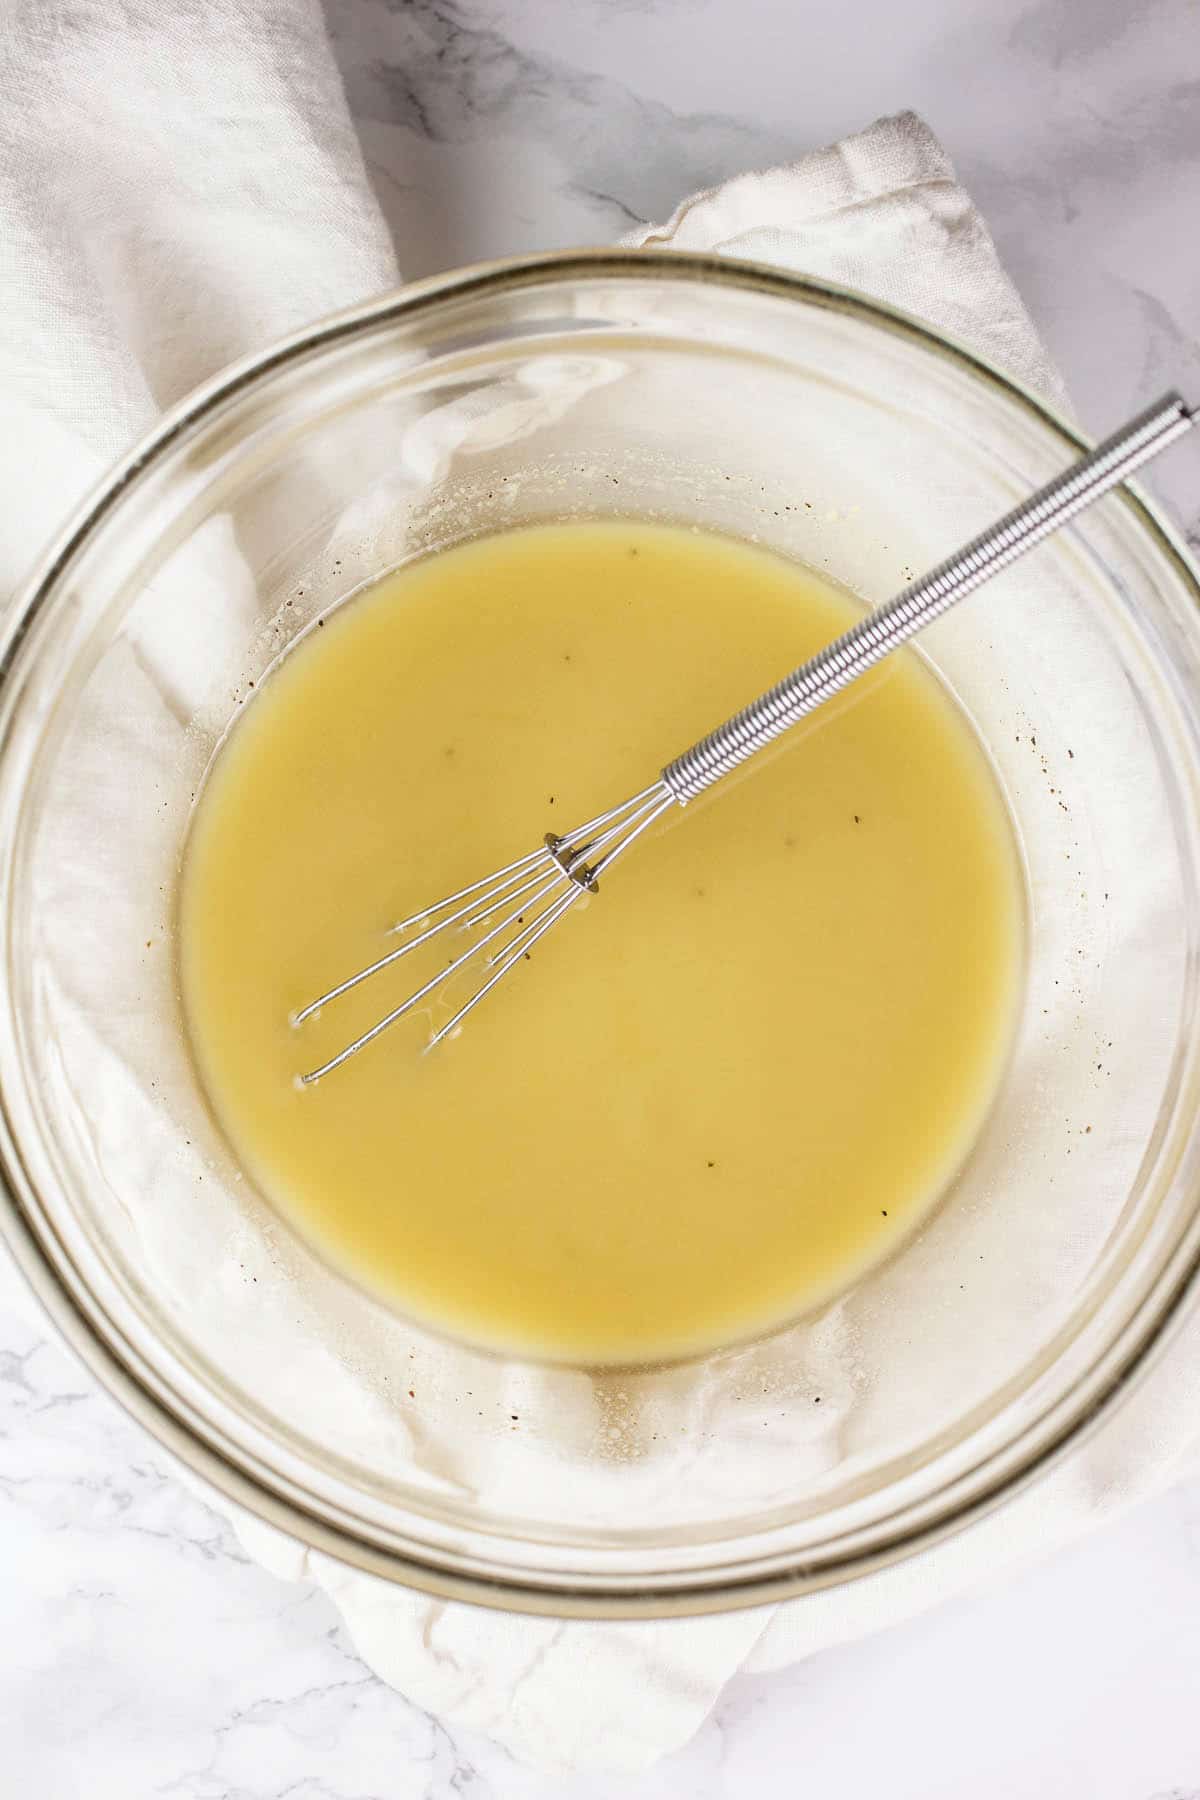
[295,392,1194,1083]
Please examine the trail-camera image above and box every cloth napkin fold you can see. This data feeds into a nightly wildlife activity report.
[2,0,1197,1777]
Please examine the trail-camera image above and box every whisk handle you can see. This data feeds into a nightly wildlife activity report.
[661,392,1194,804]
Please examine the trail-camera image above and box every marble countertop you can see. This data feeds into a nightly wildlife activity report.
[5,0,1200,1793]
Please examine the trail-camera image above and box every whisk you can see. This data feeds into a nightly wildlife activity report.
[295,392,1194,1083]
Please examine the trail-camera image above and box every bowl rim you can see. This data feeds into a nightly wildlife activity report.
[2,245,1199,1619]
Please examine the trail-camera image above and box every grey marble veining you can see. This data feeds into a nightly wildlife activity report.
[322,0,1200,536]
[5,0,1200,1794]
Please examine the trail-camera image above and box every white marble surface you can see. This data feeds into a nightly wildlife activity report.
[5,0,1200,1792]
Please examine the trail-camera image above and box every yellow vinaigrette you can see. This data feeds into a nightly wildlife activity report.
[180,521,1023,1364]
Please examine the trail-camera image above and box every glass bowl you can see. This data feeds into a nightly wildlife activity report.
[2,251,1200,1618]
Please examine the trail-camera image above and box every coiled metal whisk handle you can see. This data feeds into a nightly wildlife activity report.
[662,392,1194,804]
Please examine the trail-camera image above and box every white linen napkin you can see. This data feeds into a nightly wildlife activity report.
[2,1,1198,1776]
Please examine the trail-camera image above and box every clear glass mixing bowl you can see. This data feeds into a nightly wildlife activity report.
[2,252,1200,1617]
